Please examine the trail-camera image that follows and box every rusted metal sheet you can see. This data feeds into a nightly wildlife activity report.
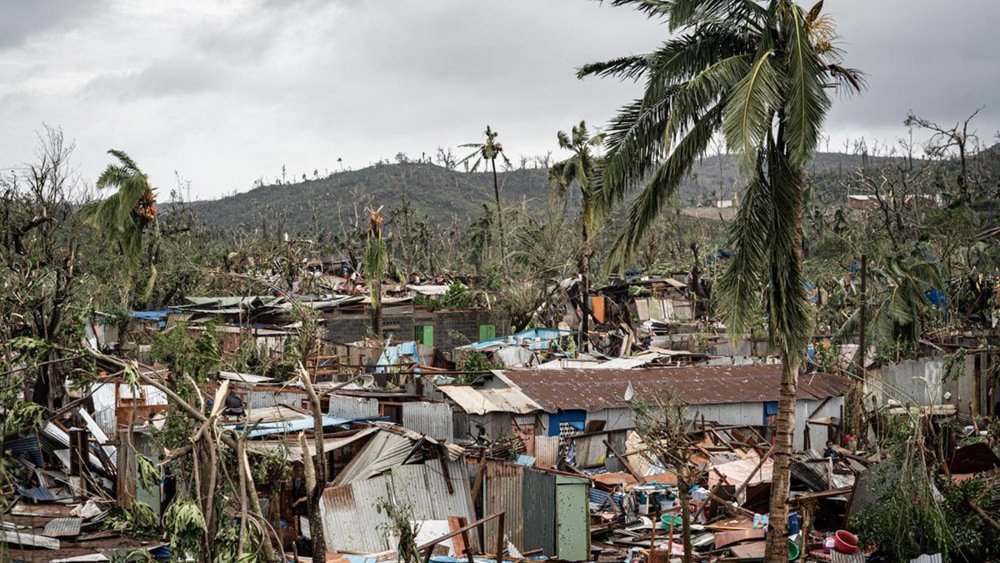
[328,394,380,419]
[321,458,478,554]
[502,365,849,412]
[320,476,395,553]
[484,462,524,551]
[401,401,454,440]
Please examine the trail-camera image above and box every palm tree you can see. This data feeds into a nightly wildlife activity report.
[459,126,511,262]
[580,2,863,559]
[81,149,159,296]
[549,121,605,352]
[364,207,389,337]
[837,253,943,362]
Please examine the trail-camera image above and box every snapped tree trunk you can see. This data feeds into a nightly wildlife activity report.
[678,476,693,563]
[491,158,505,263]
[580,221,591,353]
[764,348,800,561]
[299,366,328,559]
[371,281,382,338]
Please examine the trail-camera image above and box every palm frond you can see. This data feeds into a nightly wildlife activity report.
[600,96,674,209]
[606,102,723,271]
[715,157,772,341]
[782,2,831,166]
[721,48,781,170]
[762,138,812,353]
[577,55,651,81]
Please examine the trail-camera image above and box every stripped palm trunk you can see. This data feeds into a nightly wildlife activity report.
[580,219,591,352]
[766,352,800,559]
[765,162,806,562]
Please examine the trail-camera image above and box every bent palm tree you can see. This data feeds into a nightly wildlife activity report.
[81,150,159,297]
[549,121,605,351]
[581,2,862,560]
[459,126,511,263]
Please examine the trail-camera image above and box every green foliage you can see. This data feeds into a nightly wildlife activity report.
[136,453,160,492]
[164,500,208,560]
[151,323,221,383]
[105,501,159,538]
[376,497,421,563]
[454,351,501,384]
[0,401,45,435]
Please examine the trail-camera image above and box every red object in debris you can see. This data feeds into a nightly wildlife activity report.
[833,530,858,554]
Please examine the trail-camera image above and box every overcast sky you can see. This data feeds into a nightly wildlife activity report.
[2,0,998,200]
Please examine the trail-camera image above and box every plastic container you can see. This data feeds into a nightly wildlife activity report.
[788,540,800,561]
[833,530,858,554]
[660,513,683,529]
[787,512,801,535]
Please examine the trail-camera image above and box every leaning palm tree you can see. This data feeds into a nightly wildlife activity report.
[459,126,511,262]
[549,121,605,352]
[81,150,159,297]
[581,2,862,559]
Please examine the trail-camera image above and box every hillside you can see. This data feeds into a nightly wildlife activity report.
[187,151,934,232]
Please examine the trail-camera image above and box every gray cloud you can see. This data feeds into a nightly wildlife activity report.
[0,0,997,200]
[0,0,104,50]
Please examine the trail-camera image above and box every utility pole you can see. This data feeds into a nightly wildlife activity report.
[858,254,867,382]
[854,254,868,446]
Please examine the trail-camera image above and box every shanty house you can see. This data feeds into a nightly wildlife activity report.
[439,365,849,451]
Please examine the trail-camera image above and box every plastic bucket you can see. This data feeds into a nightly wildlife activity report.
[833,530,858,554]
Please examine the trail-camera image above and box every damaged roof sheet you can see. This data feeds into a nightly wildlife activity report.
[437,384,543,415]
[501,365,849,412]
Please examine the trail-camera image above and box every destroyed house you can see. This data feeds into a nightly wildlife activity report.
[438,365,849,451]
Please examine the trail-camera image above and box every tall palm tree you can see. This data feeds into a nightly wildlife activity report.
[581,2,862,559]
[364,207,389,337]
[81,149,159,296]
[459,126,511,262]
[549,121,605,352]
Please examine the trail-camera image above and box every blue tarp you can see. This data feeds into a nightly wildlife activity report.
[376,341,420,373]
[132,309,171,329]
[458,328,575,352]
[225,414,351,438]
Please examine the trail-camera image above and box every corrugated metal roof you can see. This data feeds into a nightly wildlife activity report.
[401,402,454,440]
[320,458,477,554]
[437,385,542,415]
[328,394,381,419]
[332,431,418,485]
[501,365,849,412]
[42,518,81,538]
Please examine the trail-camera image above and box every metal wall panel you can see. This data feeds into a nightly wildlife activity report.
[484,462,524,551]
[555,475,590,561]
[522,469,557,555]
[321,458,478,554]
[390,458,479,550]
[247,390,305,410]
[401,401,455,440]
[320,476,395,553]
[328,394,380,419]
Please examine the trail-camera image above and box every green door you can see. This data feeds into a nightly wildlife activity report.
[556,475,590,561]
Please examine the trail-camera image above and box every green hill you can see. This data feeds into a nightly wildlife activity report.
[188,151,951,232]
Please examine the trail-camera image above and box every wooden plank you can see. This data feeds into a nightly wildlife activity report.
[713,528,765,548]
